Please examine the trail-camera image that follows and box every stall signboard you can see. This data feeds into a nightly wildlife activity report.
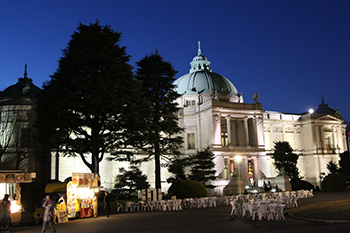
[66,181,78,218]
[72,173,99,188]
[0,173,32,183]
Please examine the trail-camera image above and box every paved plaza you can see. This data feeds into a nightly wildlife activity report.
[12,192,350,233]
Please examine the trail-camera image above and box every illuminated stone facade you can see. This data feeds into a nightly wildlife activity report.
[51,43,347,192]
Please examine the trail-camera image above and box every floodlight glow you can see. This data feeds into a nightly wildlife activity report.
[235,156,242,163]
[309,109,314,114]
[10,201,22,213]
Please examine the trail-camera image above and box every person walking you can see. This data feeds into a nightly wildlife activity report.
[0,194,11,233]
[41,195,56,233]
[104,191,111,217]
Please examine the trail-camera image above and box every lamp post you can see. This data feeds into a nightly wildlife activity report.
[235,156,243,194]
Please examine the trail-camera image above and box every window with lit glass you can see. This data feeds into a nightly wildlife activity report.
[221,132,228,146]
[187,133,195,149]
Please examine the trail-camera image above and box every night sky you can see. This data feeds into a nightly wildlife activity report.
[1,0,349,123]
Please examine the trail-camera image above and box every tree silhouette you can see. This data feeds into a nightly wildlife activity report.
[188,147,217,189]
[339,151,350,176]
[128,52,183,190]
[114,165,150,199]
[272,141,301,183]
[37,22,137,175]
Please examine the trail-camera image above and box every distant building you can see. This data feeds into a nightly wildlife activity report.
[0,65,50,183]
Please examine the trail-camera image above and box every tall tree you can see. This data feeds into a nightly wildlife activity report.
[37,22,137,175]
[132,52,183,190]
[339,151,350,176]
[188,147,217,189]
[272,141,301,183]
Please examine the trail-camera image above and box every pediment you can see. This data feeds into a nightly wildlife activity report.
[316,114,343,122]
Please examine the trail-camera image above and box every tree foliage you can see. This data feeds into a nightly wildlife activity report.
[167,157,190,183]
[36,22,138,174]
[0,105,33,170]
[127,52,183,189]
[272,141,300,182]
[326,160,339,175]
[188,147,217,189]
[168,180,207,199]
[114,165,150,199]
[339,151,350,176]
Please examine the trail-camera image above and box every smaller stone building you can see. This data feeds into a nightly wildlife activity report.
[0,65,50,182]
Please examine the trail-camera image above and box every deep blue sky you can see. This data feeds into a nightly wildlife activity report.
[1,0,349,123]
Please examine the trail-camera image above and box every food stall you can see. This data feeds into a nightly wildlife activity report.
[67,173,100,219]
[45,182,68,223]
[0,171,34,223]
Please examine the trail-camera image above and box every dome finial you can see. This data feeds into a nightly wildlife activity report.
[198,41,202,56]
[321,94,325,105]
[24,63,28,78]
[190,41,212,72]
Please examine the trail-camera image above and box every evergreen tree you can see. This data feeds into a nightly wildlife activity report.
[339,151,350,176]
[326,160,339,174]
[36,22,138,175]
[167,157,189,183]
[114,165,150,199]
[272,141,301,183]
[188,147,217,189]
[129,52,183,190]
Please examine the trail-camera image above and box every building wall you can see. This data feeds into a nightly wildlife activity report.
[51,153,172,191]
[263,111,347,187]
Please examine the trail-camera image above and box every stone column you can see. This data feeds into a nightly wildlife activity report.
[231,119,236,146]
[252,117,258,146]
[244,117,249,146]
[213,114,222,146]
[319,125,324,153]
[332,126,338,150]
[226,115,231,146]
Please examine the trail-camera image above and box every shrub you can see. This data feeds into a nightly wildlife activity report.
[168,180,207,199]
[322,174,350,192]
[292,180,314,191]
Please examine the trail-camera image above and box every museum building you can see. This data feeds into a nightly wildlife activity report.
[1,44,347,194]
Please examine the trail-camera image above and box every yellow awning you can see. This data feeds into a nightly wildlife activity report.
[45,182,67,193]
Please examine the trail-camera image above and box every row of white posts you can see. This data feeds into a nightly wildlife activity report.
[141,189,162,201]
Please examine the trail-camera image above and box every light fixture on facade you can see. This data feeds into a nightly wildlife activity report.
[235,155,242,163]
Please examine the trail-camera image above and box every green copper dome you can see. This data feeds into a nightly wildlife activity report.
[174,42,240,97]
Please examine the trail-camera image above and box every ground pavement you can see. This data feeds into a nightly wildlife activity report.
[11,191,350,233]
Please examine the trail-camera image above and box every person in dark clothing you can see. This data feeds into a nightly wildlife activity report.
[104,191,111,217]
[1,194,11,232]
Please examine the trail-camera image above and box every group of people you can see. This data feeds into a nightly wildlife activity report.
[263,181,273,192]
[0,190,111,233]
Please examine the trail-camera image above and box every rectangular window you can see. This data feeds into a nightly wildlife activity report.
[221,132,228,146]
[187,133,195,149]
